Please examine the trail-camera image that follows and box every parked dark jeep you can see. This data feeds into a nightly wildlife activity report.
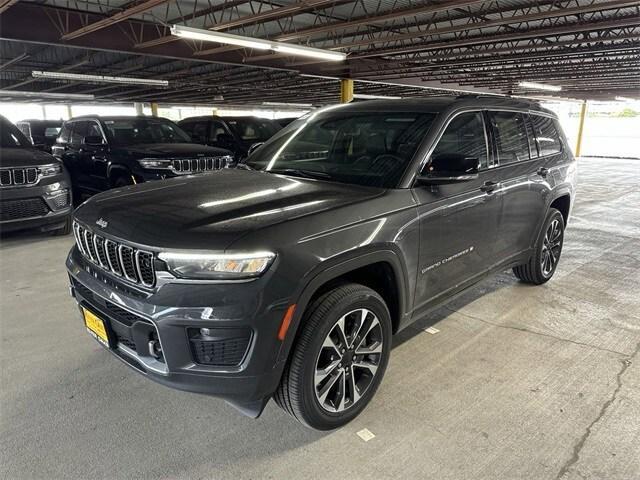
[1,116,72,235]
[178,115,281,162]
[52,116,233,202]
[67,97,576,430]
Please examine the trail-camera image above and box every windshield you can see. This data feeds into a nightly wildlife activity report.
[245,109,436,188]
[1,120,30,148]
[103,118,192,145]
[226,117,280,143]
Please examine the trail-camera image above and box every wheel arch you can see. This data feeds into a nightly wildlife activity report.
[107,163,134,186]
[282,249,409,356]
[549,193,571,225]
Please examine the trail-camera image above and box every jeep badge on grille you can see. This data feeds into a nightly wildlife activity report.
[96,218,108,228]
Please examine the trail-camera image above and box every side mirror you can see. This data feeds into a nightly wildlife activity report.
[247,142,264,157]
[417,153,479,185]
[82,135,105,146]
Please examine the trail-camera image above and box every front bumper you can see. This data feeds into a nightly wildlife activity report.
[0,175,72,232]
[66,247,288,415]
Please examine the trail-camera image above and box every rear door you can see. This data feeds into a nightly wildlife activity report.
[412,111,503,313]
[487,111,547,261]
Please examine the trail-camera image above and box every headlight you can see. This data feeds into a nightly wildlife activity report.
[158,251,275,280]
[39,163,62,177]
[137,158,173,169]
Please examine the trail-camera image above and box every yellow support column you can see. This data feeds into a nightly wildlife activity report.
[575,101,587,157]
[340,79,354,103]
[151,102,159,117]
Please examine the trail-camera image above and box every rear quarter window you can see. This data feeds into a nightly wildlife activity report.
[531,115,562,156]
[58,123,72,143]
[489,111,531,165]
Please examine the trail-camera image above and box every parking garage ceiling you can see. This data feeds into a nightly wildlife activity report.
[0,0,639,105]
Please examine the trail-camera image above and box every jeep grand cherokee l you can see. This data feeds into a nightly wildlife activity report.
[66,97,576,430]
[1,115,72,234]
[52,116,233,202]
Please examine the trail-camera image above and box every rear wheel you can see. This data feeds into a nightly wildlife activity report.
[112,172,135,188]
[274,283,391,430]
[513,208,565,284]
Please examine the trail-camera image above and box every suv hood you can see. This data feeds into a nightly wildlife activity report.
[112,143,232,158]
[75,169,383,250]
[0,147,58,167]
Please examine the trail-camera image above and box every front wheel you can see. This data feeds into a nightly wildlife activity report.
[274,283,392,430]
[513,208,565,284]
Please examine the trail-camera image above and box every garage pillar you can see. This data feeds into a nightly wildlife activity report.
[340,79,354,103]
[151,102,159,117]
[575,101,588,157]
[65,104,72,119]
[134,102,144,116]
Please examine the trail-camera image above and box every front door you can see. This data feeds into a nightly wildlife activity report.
[411,111,503,316]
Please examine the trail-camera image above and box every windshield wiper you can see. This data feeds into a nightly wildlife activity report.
[267,168,333,180]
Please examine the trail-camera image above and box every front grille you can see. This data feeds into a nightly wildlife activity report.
[189,331,252,367]
[0,167,39,187]
[0,197,50,221]
[171,157,226,174]
[73,222,155,287]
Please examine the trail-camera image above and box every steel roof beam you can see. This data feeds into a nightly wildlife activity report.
[61,0,172,41]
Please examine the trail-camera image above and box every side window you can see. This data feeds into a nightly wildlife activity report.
[180,122,195,136]
[86,122,102,139]
[210,121,228,142]
[524,115,539,158]
[428,112,488,170]
[17,123,31,138]
[531,115,562,156]
[489,112,531,164]
[190,122,209,144]
[70,121,89,144]
[58,123,72,143]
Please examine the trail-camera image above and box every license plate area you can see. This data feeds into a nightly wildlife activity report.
[82,307,112,348]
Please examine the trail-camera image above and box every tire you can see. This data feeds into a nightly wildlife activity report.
[52,216,72,236]
[112,173,134,188]
[513,208,565,284]
[274,283,392,430]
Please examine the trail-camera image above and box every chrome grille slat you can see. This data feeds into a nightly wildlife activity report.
[0,168,38,187]
[73,222,155,287]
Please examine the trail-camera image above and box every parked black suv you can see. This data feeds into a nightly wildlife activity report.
[1,116,72,234]
[67,97,576,429]
[178,115,281,161]
[52,116,234,201]
[16,119,63,153]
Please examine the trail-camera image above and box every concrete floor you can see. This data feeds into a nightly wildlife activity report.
[1,157,639,480]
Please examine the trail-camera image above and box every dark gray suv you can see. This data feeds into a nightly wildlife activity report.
[66,97,576,430]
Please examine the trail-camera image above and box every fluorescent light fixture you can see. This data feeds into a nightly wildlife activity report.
[32,71,169,87]
[271,44,346,62]
[300,74,341,81]
[518,81,562,92]
[171,25,271,50]
[353,94,402,100]
[615,96,636,102]
[0,89,95,100]
[263,101,313,108]
[170,24,346,62]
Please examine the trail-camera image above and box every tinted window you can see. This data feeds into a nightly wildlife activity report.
[210,121,228,142]
[0,119,30,147]
[44,126,62,138]
[190,122,209,144]
[58,123,72,143]
[103,118,191,145]
[17,123,31,138]
[226,118,279,142]
[524,115,538,158]
[246,111,436,188]
[70,121,89,144]
[429,112,488,170]
[531,115,562,156]
[489,112,531,164]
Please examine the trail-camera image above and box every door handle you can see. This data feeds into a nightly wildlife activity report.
[480,181,498,193]
[91,155,107,162]
[537,167,549,177]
